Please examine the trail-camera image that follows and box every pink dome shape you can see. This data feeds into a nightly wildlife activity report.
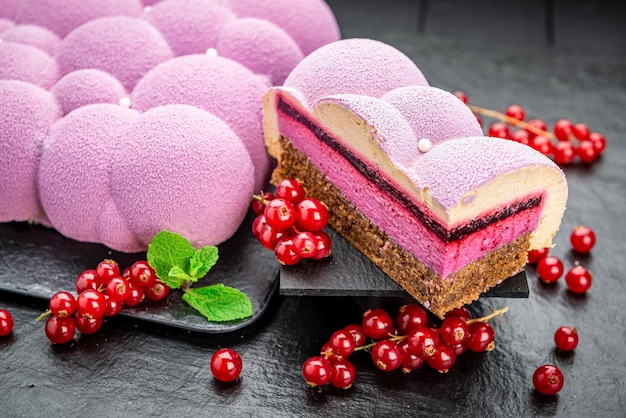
[141,0,234,56]
[14,0,143,37]
[38,104,141,249]
[284,38,429,107]
[50,69,128,115]
[227,0,340,56]
[109,104,255,251]
[0,80,61,224]
[217,17,304,86]
[1,24,61,56]
[132,54,270,191]
[383,86,483,147]
[56,16,174,90]
[0,41,59,89]
[0,18,16,32]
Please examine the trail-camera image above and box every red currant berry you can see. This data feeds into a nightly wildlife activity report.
[447,342,467,357]
[488,121,510,139]
[553,119,573,141]
[530,135,553,156]
[554,326,579,351]
[251,214,267,240]
[343,324,367,348]
[145,280,170,301]
[466,322,495,352]
[106,276,131,301]
[75,269,98,294]
[572,122,590,141]
[310,231,332,259]
[302,356,332,387]
[511,129,531,146]
[444,306,472,321]
[45,315,75,344]
[274,238,301,266]
[292,231,318,258]
[588,132,606,155]
[210,348,243,382]
[264,198,296,230]
[371,339,402,371]
[439,316,469,346]
[407,327,440,357]
[320,341,342,363]
[123,282,145,307]
[527,247,549,264]
[362,308,394,340]
[397,340,424,373]
[526,118,548,137]
[76,289,107,319]
[553,141,576,166]
[251,192,275,215]
[329,329,357,357]
[104,294,123,317]
[576,140,598,164]
[0,309,14,336]
[329,360,356,389]
[452,90,469,104]
[505,104,525,121]
[536,256,564,283]
[295,198,328,232]
[275,178,306,204]
[396,304,428,335]
[129,260,156,287]
[75,314,104,335]
[570,225,596,253]
[565,265,592,294]
[49,291,76,318]
[258,224,287,251]
[533,364,564,395]
[95,259,120,284]
[426,343,457,373]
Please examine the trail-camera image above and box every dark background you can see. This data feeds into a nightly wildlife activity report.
[2,0,626,416]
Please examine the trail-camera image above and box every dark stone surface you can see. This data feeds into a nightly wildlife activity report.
[1,1,625,416]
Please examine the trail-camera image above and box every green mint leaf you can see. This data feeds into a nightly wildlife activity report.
[188,246,219,280]
[182,284,253,322]
[168,265,193,281]
[147,230,195,289]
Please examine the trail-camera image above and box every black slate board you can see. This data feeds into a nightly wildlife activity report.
[0,210,280,333]
[280,225,529,299]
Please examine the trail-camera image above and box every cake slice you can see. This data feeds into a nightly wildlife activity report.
[263,39,568,318]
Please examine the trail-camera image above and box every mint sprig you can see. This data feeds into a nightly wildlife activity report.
[146,230,252,322]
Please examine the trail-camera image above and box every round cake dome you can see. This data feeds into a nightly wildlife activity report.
[51,69,128,115]
[0,40,59,88]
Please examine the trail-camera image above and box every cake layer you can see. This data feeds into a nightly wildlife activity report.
[271,94,543,278]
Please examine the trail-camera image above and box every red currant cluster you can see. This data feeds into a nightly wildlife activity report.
[302,304,507,389]
[41,259,170,344]
[532,325,579,395]
[528,225,596,293]
[453,91,607,166]
[251,178,332,265]
[0,309,14,337]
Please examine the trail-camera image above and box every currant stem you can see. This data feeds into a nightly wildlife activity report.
[466,306,509,325]
[468,104,556,140]
[36,309,51,322]
[354,334,407,352]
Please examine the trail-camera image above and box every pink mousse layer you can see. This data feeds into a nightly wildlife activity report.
[276,105,542,278]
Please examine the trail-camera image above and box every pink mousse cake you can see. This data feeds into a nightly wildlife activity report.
[0,0,340,253]
[263,39,568,317]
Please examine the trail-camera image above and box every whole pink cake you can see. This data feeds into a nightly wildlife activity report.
[263,39,568,317]
[0,0,340,252]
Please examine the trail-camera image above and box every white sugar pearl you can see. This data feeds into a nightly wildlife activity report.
[417,138,432,153]
[118,97,132,108]
[205,47,218,56]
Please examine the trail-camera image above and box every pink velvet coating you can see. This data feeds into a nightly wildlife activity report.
[0,80,61,224]
[109,104,255,251]
[0,1,18,19]
[15,0,143,37]
[217,17,304,86]
[227,0,340,56]
[141,0,234,56]
[50,69,128,115]
[284,38,429,107]
[55,16,174,90]
[0,18,15,32]
[0,41,59,88]
[132,54,270,191]
[38,104,141,250]
[0,23,61,55]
